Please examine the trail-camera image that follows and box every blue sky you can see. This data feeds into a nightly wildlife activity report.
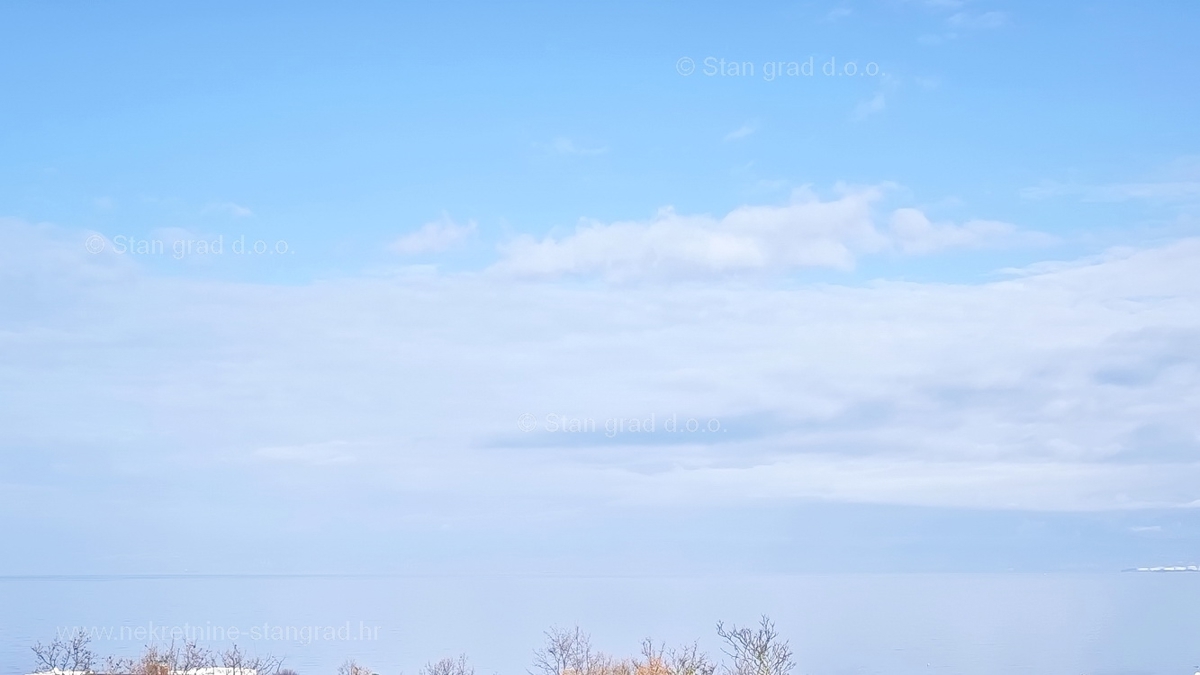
[2,1,1200,575]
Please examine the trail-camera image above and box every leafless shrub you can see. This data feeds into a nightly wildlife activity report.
[119,641,282,675]
[534,626,644,675]
[129,643,172,675]
[635,640,669,675]
[180,640,217,670]
[31,630,96,672]
[217,643,284,675]
[638,639,716,675]
[533,627,719,675]
[714,616,793,675]
[421,654,474,675]
[595,651,638,675]
[31,636,284,675]
[338,658,377,675]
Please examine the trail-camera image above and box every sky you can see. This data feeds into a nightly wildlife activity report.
[1,0,1200,576]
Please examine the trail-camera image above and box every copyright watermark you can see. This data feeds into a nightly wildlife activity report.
[57,621,380,645]
[517,413,725,437]
[676,56,883,81]
[85,234,293,259]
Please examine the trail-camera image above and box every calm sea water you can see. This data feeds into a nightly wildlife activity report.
[0,573,1195,675]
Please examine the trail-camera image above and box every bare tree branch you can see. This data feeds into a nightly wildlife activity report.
[421,654,474,675]
[715,616,794,675]
[532,626,594,675]
[338,658,377,675]
[31,630,96,673]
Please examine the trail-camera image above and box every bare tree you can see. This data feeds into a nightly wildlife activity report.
[532,626,594,675]
[533,626,645,675]
[31,630,96,673]
[421,654,474,675]
[714,617,794,675]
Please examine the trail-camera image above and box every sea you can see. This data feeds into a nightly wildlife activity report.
[1,573,1196,675]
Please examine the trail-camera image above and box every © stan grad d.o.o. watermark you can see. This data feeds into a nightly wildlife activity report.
[56,621,380,646]
[85,233,293,260]
[675,55,882,81]
[517,412,724,438]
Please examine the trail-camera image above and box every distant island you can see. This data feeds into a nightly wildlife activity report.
[1124,566,1200,572]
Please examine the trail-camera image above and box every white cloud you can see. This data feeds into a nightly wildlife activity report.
[390,215,476,254]
[0,217,136,286]
[888,207,1051,253]
[493,188,883,278]
[1023,158,1200,204]
[724,123,757,142]
[1022,180,1200,202]
[947,11,1008,29]
[549,137,608,156]
[853,76,896,121]
[853,92,887,120]
[204,201,254,218]
[919,8,1008,43]
[492,187,1042,279]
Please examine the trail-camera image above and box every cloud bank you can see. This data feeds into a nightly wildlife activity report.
[2,217,1199,522]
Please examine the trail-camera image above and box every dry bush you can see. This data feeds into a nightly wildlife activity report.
[596,655,637,675]
[31,630,96,672]
[420,654,474,675]
[30,630,135,674]
[119,641,281,675]
[217,643,284,675]
[635,641,669,675]
[533,627,716,675]
[665,642,716,675]
[637,639,715,675]
[30,634,283,675]
[531,625,637,675]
